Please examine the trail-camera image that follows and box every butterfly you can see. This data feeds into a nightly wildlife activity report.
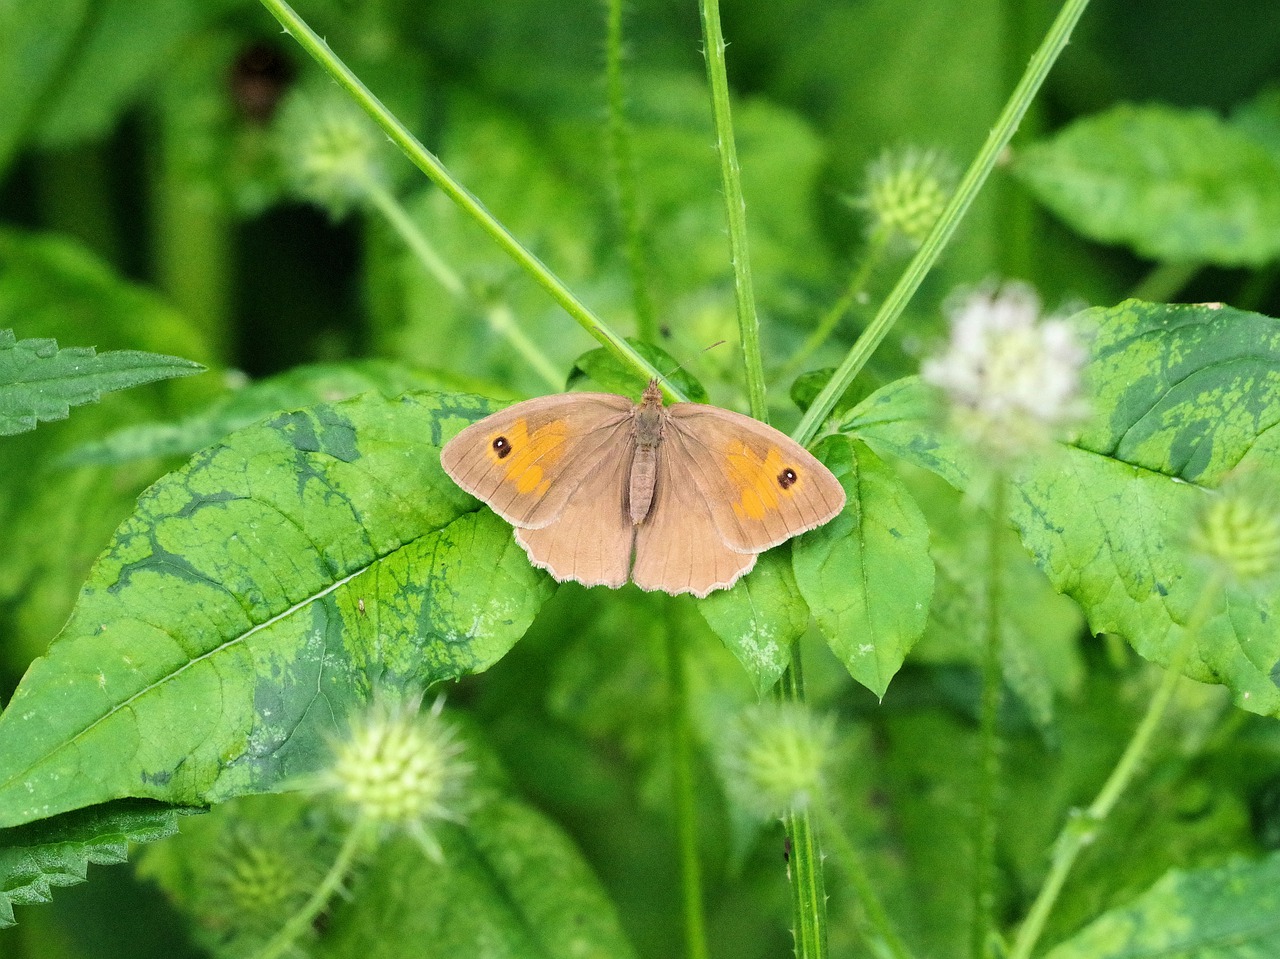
[440,380,846,597]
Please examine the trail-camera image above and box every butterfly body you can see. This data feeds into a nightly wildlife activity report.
[441,381,845,597]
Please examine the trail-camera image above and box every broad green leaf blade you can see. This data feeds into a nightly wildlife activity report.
[0,329,205,436]
[0,391,554,828]
[0,799,193,927]
[792,435,934,698]
[697,549,803,695]
[1015,104,1280,266]
[59,360,460,467]
[847,301,1280,714]
[1043,853,1280,959]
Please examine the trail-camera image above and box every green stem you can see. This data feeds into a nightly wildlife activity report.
[667,623,710,959]
[775,642,828,959]
[972,479,1006,959]
[362,178,562,390]
[1131,260,1200,304]
[258,0,684,401]
[254,820,369,959]
[1007,570,1226,959]
[604,0,658,343]
[812,803,914,959]
[790,0,1092,447]
[698,0,767,420]
[776,228,889,387]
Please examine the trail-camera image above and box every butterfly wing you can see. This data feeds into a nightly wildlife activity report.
[631,437,757,597]
[441,392,634,529]
[663,404,846,554]
[514,440,636,589]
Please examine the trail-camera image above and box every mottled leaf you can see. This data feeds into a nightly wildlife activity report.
[847,301,1280,714]
[0,391,554,828]
[0,328,204,436]
[1043,854,1280,959]
[792,434,934,697]
[697,549,803,695]
[1016,104,1280,266]
[0,800,194,927]
[59,360,457,467]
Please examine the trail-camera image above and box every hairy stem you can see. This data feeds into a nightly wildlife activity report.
[775,642,828,959]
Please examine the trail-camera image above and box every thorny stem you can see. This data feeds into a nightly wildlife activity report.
[698,0,768,421]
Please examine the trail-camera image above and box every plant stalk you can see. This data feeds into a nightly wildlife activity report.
[255,820,368,959]
[790,0,1092,447]
[698,0,767,420]
[1007,570,1226,959]
[258,0,684,400]
[775,642,828,959]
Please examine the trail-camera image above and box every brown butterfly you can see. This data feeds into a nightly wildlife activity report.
[441,380,846,597]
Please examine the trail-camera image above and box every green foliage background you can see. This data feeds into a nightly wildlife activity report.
[2,0,1280,957]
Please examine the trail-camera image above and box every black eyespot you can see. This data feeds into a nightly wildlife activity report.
[492,436,512,459]
[777,467,798,490]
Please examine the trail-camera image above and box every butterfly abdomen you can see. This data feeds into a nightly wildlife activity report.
[628,390,666,525]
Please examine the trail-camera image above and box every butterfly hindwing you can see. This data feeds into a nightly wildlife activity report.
[663,404,847,553]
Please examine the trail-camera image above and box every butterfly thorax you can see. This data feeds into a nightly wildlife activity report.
[628,381,668,525]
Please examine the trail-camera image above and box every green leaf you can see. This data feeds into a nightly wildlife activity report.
[0,329,204,436]
[568,340,709,403]
[0,391,554,828]
[1043,853,1280,959]
[847,301,1280,714]
[1016,103,1280,266]
[0,799,193,927]
[696,549,803,695]
[58,360,460,467]
[792,434,934,697]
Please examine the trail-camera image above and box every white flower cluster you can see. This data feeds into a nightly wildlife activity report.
[922,282,1087,460]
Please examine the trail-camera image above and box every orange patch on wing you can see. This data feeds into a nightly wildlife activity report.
[724,442,798,521]
[489,417,569,500]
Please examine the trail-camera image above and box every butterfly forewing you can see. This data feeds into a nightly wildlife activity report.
[664,405,846,553]
[441,393,634,529]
